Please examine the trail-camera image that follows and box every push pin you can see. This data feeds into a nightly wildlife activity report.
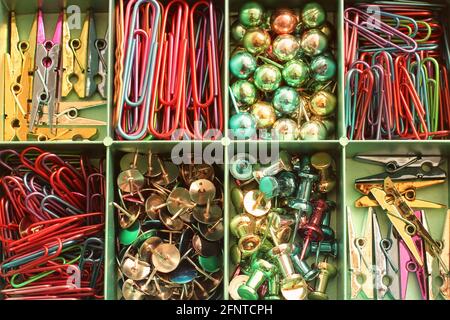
[238,234,262,259]
[259,171,297,199]
[152,243,181,273]
[121,254,151,281]
[257,211,294,244]
[167,187,195,222]
[198,218,224,241]
[229,275,250,300]
[230,153,255,181]
[181,163,215,185]
[252,150,293,181]
[117,169,145,194]
[291,250,320,281]
[244,190,271,217]
[231,187,245,213]
[321,201,336,241]
[153,155,179,186]
[159,209,184,231]
[191,235,221,264]
[230,214,256,239]
[310,241,339,257]
[269,243,308,300]
[192,200,223,225]
[298,199,328,260]
[120,151,147,175]
[237,259,277,300]
[122,279,146,300]
[114,202,140,229]
[145,150,162,178]
[189,179,216,205]
[288,157,318,214]
[264,273,281,300]
[145,194,167,219]
[308,259,337,300]
[311,152,336,193]
[139,236,163,263]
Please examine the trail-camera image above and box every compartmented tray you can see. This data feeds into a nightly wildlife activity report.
[0,142,107,299]
[0,0,112,142]
[225,141,344,299]
[0,0,449,301]
[343,141,449,300]
[226,0,345,141]
[106,142,226,300]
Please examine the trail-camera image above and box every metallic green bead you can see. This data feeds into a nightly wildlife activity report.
[243,28,271,55]
[229,51,257,79]
[229,112,257,140]
[254,64,282,92]
[282,59,310,88]
[231,80,257,106]
[239,2,265,28]
[302,2,326,28]
[300,29,328,56]
[251,101,276,129]
[310,90,336,117]
[273,86,300,115]
[310,55,336,82]
[272,34,300,62]
[272,118,300,140]
[231,20,247,43]
[299,120,328,140]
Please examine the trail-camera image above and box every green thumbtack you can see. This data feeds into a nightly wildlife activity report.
[238,259,277,300]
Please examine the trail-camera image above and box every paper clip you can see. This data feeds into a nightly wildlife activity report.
[116,0,162,140]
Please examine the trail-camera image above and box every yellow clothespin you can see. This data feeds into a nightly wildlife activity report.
[54,100,107,126]
[10,12,23,82]
[3,54,27,141]
[61,10,75,97]
[30,127,98,141]
[355,195,445,209]
[72,11,92,98]
[16,12,38,111]
[370,177,443,268]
